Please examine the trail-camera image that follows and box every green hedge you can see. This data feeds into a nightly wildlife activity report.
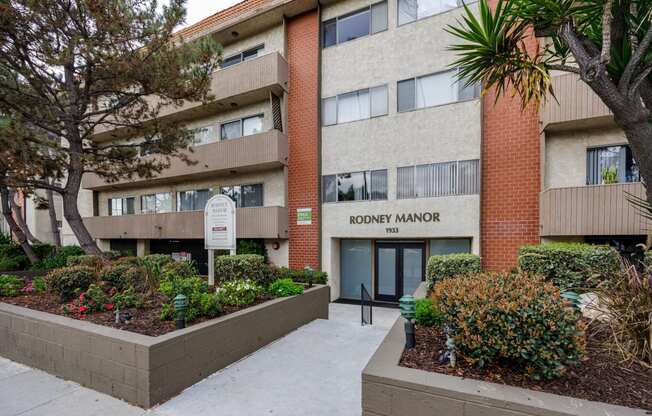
[518,243,620,291]
[213,254,272,285]
[273,267,328,284]
[426,253,481,288]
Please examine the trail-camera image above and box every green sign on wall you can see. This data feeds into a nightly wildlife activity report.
[297,208,312,225]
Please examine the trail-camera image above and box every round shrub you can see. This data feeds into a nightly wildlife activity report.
[433,273,585,379]
[141,254,172,268]
[214,254,271,285]
[414,298,442,327]
[0,256,26,271]
[32,245,85,271]
[216,279,261,306]
[161,260,198,281]
[45,265,97,301]
[100,263,133,290]
[113,256,141,267]
[272,267,328,285]
[426,253,481,288]
[518,243,620,290]
[66,255,106,270]
[0,275,25,296]
[267,278,304,297]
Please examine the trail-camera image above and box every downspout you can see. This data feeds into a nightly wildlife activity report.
[317,1,323,270]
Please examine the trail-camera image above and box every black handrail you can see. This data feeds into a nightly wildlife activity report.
[361,284,373,326]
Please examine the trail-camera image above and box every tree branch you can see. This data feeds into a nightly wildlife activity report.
[601,0,614,65]
[620,19,652,93]
[547,64,580,74]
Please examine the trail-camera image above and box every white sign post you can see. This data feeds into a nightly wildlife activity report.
[204,195,236,286]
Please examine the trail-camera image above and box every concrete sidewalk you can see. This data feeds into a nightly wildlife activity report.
[0,303,398,416]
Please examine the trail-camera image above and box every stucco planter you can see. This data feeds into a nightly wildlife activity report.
[0,285,329,408]
[361,284,646,416]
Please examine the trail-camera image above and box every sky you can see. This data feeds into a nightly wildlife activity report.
[177,0,244,29]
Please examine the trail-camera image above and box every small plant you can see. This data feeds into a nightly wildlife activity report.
[198,292,222,317]
[414,298,443,327]
[216,279,261,306]
[45,265,97,301]
[66,255,106,270]
[20,277,47,295]
[111,285,143,310]
[0,257,26,271]
[214,254,272,285]
[426,253,481,288]
[433,272,585,379]
[159,275,219,322]
[267,278,304,297]
[141,256,166,295]
[31,245,85,271]
[601,166,618,184]
[99,263,132,290]
[161,260,198,281]
[272,267,328,284]
[77,283,112,314]
[0,275,24,296]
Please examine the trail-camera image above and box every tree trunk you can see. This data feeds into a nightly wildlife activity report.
[62,190,101,255]
[46,188,62,249]
[0,187,38,264]
[8,189,40,244]
[613,114,652,207]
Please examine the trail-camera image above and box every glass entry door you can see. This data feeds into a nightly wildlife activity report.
[374,242,425,302]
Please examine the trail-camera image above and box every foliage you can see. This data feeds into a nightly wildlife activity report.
[601,166,618,184]
[31,243,55,259]
[591,259,652,366]
[216,279,261,307]
[100,263,133,291]
[267,278,304,297]
[426,253,481,288]
[31,245,85,271]
[237,239,267,256]
[111,286,143,310]
[141,255,171,294]
[273,267,328,285]
[518,243,620,290]
[414,298,443,327]
[77,283,111,314]
[159,275,219,322]
[142,254,173,268]
[161,260,198,281]
[214,254,272,285]
[113,256,142,267]
[0,243,29,270]
[45,265,97,301]
[66,255,106,270]
[31,277,46,293]
[0,275,24,296]
[433,272,585,379]
[0,233,11,245]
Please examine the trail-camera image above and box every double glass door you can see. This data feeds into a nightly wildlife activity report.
[375,242,425,302]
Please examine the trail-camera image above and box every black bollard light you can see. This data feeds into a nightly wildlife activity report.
[399,295,416,349]
[174,294,188,329]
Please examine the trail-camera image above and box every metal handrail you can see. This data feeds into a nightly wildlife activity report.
[361,284,373,326]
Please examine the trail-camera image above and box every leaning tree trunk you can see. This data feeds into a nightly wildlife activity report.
[8,189,40,244]
[46,187,61,249]
[0,187,38,263]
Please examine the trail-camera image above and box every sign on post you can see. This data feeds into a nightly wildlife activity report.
[204,195,236,286]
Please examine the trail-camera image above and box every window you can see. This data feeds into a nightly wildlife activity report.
[586,145,640,185]
[220,114,264,140]
[397,69,480,112]
[141,193,171,214]
[177,189,212,212]
[398,0,465,25]
[397,159,479,199]
[221,45,264,68]
[322,85,388,126]
[192,124,219,146]
[108,197,135,216]
[220,184,263,208]
[322,170,388,202]
[139,139,161,156]
[322,1,387,48]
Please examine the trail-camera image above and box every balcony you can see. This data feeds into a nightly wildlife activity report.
[83,206,289,240]
[93,52,289,141]
[540,182,649,236]
[541,73,613,131]
[82,129,288,190]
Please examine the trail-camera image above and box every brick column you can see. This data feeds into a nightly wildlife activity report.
[286,11,320,270]
[481,0,541,270]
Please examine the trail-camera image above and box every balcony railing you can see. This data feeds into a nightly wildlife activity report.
[82,129,288,190]
[93,52,288,140]
[83,206,289,240]
[540,182,649,236]
[541,73,612,131]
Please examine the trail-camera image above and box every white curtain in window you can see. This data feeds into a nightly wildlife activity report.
[416,71,456,108]
[243,116,263,136]
[370,85,388,117]
[337,90,370,123]
[322,97,337,125]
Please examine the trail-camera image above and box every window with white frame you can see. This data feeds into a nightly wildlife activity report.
[397,159,479,199]
[220,184,263,208]
[177,189,212,212]
[397,0,470,25]
[220,114,264,140]
[141,193,172,214]
[322,85,388,126]
[221,45,264,68]
[322,1,388,48]
[192,124,220,146]
[322,170,388,202]
[397,69,480,112]
[108,197,135,216]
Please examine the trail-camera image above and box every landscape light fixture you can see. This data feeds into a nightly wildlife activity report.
[174,294,188,329]
[399,295,416,349]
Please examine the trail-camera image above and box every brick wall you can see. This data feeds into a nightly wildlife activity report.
[481,0,541,270]
[286,11,320,270]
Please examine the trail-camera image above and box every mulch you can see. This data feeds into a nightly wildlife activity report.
[0,292,274,337]
[400,323,652,411]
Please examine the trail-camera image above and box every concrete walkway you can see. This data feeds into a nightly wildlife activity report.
[0,303,398,416]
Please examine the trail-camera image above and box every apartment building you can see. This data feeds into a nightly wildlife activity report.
[68,0,647,299]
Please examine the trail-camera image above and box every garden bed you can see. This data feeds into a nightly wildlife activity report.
[400,322,651,411]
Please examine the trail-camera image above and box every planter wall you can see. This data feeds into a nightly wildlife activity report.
[0,285,329,408]
[361,284,646,416]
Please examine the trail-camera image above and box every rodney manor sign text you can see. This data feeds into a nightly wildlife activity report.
[349,212,441,225]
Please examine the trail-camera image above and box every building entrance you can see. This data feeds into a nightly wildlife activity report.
[374,241,425,302]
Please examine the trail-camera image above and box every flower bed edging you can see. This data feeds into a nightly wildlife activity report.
[361,283,646,416]
[0,284,329,408]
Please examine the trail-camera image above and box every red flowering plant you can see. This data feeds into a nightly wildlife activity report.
[64,283,113,317]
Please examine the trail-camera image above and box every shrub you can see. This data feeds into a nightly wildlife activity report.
[141,255,171,294]
[113,256,141,267]
[433,272,585,379]
[518,243,620,290]
[32,243,55,259]
[414,298,443,327]
[32,245,85,271]
[100,263,133,290]
[267,278,304,297]
[426,253,481,287]
[31,277,47,293]
[78,283,111,313]
[216,279,261,306]
[273,267,328,285]
[66,255,106,270]
[111,286,143,310]
[159,276,218,322]
[161,260,198,281]
[0,233,11,245]
[214,254,271,285]
[0,275,24,296]
[141,254,173,267]
[237,239,267,256]
[198,292,222,317]
[45,265,97,301]
[0,256,26,271]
